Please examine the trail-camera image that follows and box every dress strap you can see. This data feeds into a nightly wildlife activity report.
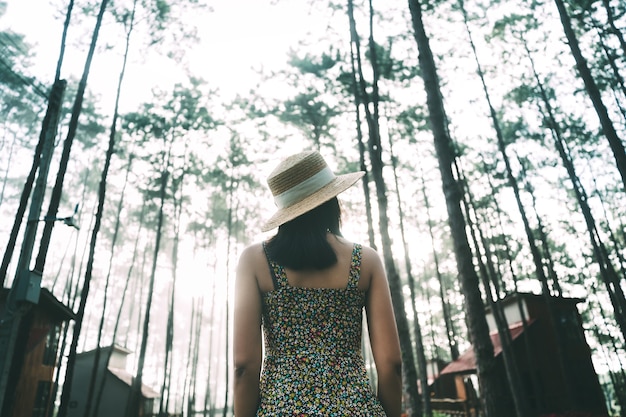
[262,241,288,289]
[347,243,362,289]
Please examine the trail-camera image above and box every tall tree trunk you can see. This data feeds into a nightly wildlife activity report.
[406,1,509,415]
[419,170,459,360]
[459,168,529,417]
[185,298,203,416]
[0,79,66,286]
[0,131,17,207]
[33,0,110,274]
[81,1,137,412]
[126,165,170,417]
[588,18,626,118]
[347,1,422,414]
[56,6,118,415]
[481,158,546,412]
[222,172,238,417]
[348,37,377,249]
[388,125,431,417]
[94,196,145,417]
[159,282,175,416]
[515,157,562,296]
[160,154,187,416]
[553,0,626,193]
[55,0,74,81]
[205,255,220,417]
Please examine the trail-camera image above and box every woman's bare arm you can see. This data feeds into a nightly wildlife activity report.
[364,246,403,417]
[233,245,263,417]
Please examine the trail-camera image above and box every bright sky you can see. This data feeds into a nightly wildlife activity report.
[0,0,330,107]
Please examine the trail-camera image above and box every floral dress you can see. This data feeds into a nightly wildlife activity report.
[258,243,386,416]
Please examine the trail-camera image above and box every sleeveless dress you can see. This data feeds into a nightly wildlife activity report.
[258,243,386,416]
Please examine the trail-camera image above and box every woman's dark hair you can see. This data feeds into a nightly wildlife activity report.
[265,197,342,270]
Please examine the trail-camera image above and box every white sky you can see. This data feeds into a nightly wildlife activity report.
[0,0,332,110]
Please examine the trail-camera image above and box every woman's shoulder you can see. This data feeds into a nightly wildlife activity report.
[351,243,384,281]
[335,238,383,272]
[237,242,268,270]
[351,241,381,263]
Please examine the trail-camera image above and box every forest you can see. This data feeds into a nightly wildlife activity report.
[0,0,625,416]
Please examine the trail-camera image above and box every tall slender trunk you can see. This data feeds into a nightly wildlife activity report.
[459,166,529,417]
[203,254,218,417]
[515,157,562,296]
[419,169,459,360]
[159,282,175,416]
[56,7,119,416]
[481,158,545,412]
[81,1,136,413]
[589,19,626,118]
[348,1,421,413]
[185,298,204,416]
[130,235,150,349]
[222,170,238,417]
[388,121,431,417]
[55,0,74,81]
[407,1,508,415]
[553,0,626,193]
[126,164,170,417]
[34,0,110,274]
[0,79,66,286]
[0,132,17,207]
[94,197,145,417]
[348,38,377,249]
[161,154,188,416]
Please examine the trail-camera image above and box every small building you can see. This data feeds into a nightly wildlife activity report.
[66,344,159,417]
[0,287,75,417]
[432,293,608,417]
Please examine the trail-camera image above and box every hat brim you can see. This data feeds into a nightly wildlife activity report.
[261,171,365,232]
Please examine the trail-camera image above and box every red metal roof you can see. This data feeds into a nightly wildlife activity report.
[439,320,533,376]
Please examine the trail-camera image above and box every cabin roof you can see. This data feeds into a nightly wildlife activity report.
[0,287,75,321]
[39,288,75,321]
[77,344,133,357]
[439,319,534,376]
[490,292,584,310]
[108,367,160,399]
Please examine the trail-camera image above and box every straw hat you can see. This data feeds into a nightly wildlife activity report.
[261,150,364,232]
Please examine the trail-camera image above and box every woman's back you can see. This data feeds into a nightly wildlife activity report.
[257,242,386,416]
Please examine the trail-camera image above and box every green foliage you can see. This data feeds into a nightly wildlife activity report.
[0,30,46,118]
[289,50,339,76]
[277,88,339,145]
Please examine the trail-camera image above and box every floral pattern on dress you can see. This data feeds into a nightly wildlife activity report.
[258,243,386,416]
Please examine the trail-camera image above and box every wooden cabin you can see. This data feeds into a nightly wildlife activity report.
[0,287,75,417]
[66,344,159,417]
[432,293,608,417]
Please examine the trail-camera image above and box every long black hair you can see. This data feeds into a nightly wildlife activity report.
[265,197,342,270]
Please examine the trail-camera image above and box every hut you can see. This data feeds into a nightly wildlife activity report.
[65,344,159,417]
[432,293,608,417]
[0,287,74,417]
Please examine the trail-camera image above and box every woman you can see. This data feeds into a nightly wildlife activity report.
[233,150,402,416]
